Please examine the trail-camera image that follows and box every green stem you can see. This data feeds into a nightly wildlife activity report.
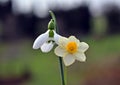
[49,11,66,85]
[59,57,65,85]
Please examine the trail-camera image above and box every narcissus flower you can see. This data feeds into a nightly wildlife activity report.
[55,36,89,66]
[33,30,61,52]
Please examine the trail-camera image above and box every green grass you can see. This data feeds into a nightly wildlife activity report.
[0,35,120,85]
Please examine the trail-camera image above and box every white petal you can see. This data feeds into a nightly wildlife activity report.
[54,46,67,57]
[68,36,76,41]
[75,52,86,62]
[79,42,89,52]
[41,42,54,53]
[68,36,80,46]
[68,36,79,41]
[53,31,62,44]
[58,37,68,48]
[33,31,49,49]
[63,54,75,66]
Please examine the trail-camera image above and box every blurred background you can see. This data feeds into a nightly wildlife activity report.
[0,0,120,85]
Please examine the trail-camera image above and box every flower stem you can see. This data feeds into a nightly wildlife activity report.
[49,11,66,85]
[59,57,65,85]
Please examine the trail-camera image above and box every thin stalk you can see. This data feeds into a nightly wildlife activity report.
[59,57,65,85]
[49,11,66,85]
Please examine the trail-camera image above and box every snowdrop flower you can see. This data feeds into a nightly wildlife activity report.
[33,18,62,52]
[55,36,89,66]
[33,30,61,52]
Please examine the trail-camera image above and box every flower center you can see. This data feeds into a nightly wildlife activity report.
[66,42,77,54]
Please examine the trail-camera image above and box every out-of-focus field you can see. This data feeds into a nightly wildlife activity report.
[0,34,120,85]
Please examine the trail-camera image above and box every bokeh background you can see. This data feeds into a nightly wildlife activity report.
[0,0,120,85]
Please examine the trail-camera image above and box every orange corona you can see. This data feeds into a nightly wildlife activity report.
[66,42,77,54]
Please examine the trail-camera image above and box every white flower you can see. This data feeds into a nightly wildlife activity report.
[33,30,61,53]
[55,36,89,66]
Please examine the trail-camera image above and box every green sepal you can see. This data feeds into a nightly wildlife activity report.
[48,19,55,30]
[49,30,54,37]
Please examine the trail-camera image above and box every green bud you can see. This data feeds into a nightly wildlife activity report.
[48,19,54,30]
[49,30,54,37]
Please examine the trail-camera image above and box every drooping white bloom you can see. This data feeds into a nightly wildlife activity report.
[33,30,61,53]
[55,36,89,66]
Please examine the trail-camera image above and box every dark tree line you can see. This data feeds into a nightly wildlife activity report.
[0,1,120,41]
